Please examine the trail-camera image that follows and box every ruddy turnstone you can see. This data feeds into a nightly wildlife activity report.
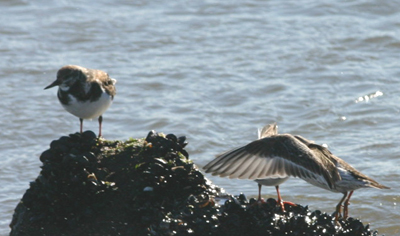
[254,123,292,211]
[203,124,389,222]
[44,65,116,137]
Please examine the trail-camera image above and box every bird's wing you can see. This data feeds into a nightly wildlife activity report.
[88,69,116,97]
[203,134,340,189]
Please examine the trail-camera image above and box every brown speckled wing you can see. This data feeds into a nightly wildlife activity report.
[89,69,116,98]
[102,76,116,98]
[85,68,116,99]
[203,134,340,189]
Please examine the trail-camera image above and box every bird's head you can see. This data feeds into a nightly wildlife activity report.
[44,65,87,90]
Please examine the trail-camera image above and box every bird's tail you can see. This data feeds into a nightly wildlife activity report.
[367,178,390,189]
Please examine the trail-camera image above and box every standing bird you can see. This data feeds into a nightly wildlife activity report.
[255,123,293,211]
[45,65,116,137]
[203,124,389,222]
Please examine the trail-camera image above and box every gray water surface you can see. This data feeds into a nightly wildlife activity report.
[0,0,399,235]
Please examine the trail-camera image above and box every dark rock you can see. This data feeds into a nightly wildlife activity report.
[166,133,178,143]
[82,130,97,140]
[177,136,188,148]
[10,131,381,236]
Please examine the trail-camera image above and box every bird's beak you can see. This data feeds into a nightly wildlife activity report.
[44,79,61,90]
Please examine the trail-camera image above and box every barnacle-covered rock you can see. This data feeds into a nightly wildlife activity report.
[10,131,381,236]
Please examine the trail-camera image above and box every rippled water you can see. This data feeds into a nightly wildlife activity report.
[1,0,399,235]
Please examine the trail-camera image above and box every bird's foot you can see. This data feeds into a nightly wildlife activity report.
[332,210,343,225]
[255,197,266,205]
[282,201,296,206]
[277,200,296,212]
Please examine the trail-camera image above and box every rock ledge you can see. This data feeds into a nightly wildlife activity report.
[10,131,380,236]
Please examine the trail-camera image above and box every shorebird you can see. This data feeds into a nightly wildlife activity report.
[203,123,389,221]
[45,65,116,137]
[255,124,292,211]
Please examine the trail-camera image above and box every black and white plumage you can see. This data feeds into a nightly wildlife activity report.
[45,65,116,137]
[203,123,389,221]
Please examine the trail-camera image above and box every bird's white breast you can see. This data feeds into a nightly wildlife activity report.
[255,177,289,186]
[61,92,113,119]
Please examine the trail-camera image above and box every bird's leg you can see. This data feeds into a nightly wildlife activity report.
[343,191,354,220]
[275,185,296,211]
[275,185,285,212]
[335,192,348,222]
[98,115,103,137]
[257,184,263,202]
[252,184,266,206]
[79,118,83,134]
